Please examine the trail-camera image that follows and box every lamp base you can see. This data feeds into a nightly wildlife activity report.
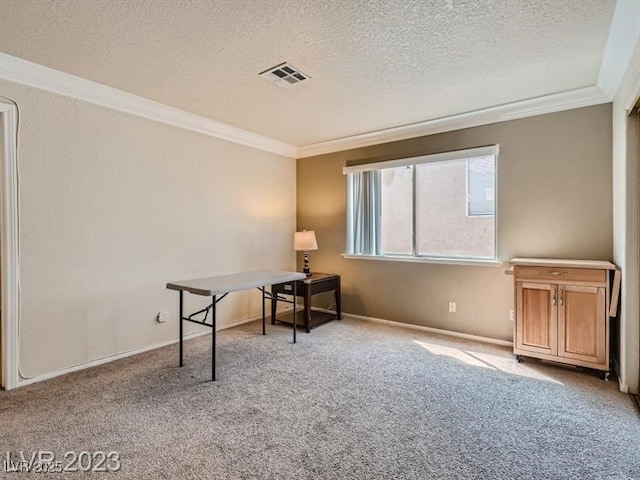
[303,252,311,276]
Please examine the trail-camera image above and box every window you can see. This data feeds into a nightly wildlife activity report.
[345,146,498,262]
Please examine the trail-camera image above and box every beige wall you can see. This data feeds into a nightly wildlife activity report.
[298,104,612,342]
[0,80,297,379]
[612,38,640,394]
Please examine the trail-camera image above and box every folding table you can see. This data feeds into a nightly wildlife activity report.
[167,269,306,380]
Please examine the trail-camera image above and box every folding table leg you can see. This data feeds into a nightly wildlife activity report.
[212,294,216,381]
[179,290,184,367]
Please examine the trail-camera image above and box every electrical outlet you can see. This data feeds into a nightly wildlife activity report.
[509,309,515,322]
[157,312,169,323]
[448,301,456,313]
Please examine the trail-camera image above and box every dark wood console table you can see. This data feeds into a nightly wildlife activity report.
[271,273,341,332]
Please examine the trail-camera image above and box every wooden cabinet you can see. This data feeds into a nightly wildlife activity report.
[511,259,619,374]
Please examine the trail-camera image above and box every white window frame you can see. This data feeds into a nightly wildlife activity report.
[343,145,499,266]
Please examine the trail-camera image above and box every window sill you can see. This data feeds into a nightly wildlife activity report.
[341,254,504,267]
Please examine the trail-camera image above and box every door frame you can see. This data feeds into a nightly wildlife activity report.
[635,96,640,393]
[626,86,640,394]
[0,101,20,390]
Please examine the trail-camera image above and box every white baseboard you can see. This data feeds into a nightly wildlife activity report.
[313,307,513,347]
[15,312,268,389]
[15,307,512,388]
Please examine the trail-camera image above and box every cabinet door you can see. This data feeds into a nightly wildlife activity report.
[516,282,558,356]
[558,285,606,365]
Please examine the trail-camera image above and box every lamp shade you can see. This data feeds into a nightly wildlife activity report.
[294,230,318,251]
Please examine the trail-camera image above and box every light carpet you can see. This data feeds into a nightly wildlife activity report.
[1,317,639,479]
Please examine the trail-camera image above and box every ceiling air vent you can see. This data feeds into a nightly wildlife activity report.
[259,62,310,89]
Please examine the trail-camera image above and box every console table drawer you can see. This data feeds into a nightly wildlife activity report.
[514,266,606,284]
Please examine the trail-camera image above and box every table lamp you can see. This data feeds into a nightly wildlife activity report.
[294,229,318,276]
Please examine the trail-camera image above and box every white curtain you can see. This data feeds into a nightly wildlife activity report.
[347,171,380,255]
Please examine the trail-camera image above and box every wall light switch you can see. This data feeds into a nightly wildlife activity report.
[448,301,456,313]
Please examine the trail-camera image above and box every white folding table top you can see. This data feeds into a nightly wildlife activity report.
[167,269,306,297]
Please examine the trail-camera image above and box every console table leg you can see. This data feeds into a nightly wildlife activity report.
[336,277,342,320]
[305,288,312,333]
[293,282,297,344]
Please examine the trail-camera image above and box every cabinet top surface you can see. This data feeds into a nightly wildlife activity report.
[510,258,616,270]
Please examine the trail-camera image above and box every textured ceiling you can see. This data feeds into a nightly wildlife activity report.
[0,0,616,147]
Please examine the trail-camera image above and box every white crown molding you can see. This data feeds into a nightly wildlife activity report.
[597,0,640,100]
[0,42,624,162]
[297,86,610,158]
[0,53,297,158]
